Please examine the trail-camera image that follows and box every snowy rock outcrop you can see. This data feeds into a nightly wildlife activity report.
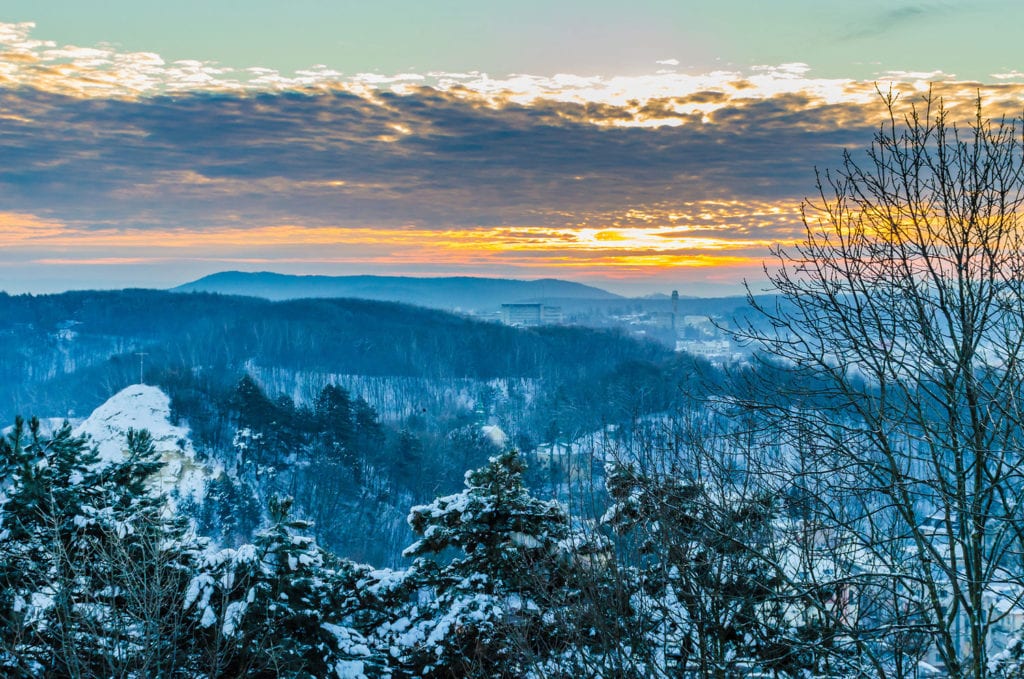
[74,384,220,504]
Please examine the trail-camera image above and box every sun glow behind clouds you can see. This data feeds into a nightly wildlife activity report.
[1,196,799,291]
[1,202,796,277]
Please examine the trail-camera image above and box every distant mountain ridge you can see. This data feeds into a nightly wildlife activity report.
[172,271,621,311]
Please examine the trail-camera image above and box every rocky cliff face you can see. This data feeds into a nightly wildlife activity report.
[74,384,220,506]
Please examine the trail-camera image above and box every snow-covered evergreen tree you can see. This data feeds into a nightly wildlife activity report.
[383,449,609,678]
[0,419,204,676]
[184,495,384,678]
[991,633,1024,678]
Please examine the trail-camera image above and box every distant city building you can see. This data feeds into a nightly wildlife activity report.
[540,306,563,325]
[500,303,562,327]
[675,339,733,360]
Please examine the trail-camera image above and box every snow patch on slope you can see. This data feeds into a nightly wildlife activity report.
[74,384,220,503]
[481,424,507,448]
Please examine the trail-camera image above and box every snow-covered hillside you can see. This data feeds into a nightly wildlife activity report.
[73,384,220,504]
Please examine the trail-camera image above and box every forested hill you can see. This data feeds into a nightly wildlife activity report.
[0,289,675,419]
[173,271,621,309]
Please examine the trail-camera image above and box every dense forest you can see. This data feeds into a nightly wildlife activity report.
[0,286,764,415]
[0,288,770,678]
[0,289,679,417]
[0,288,719,567]
[0,420,874,678]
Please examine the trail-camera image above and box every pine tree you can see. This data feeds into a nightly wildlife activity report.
[389,430,424,495]
[230,375,283,471]
[185,495,383,678]
[353,397,385,463]
[315,384,355,453]
[991,634,1024,678]
[232,376,277,429]
[386,450,607,678]
[0,420,204,676]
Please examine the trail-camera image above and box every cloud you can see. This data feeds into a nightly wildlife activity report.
[0,22,885,111]
[839,1,962,41]
[0,84,871,231]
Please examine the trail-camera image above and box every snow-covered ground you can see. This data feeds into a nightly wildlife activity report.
[73,384,220,504]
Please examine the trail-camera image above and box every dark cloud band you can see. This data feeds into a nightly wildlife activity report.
[0,85,876,231]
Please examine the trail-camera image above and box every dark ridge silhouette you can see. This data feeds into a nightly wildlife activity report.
[172,271,622,310]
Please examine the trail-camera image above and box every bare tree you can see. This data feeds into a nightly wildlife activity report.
[44,508,202,678]
[591,409,855,678]
[734,91,1024,678]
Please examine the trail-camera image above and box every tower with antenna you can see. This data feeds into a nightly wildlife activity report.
[134,351,148,385]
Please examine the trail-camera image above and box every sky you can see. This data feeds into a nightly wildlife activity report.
[1,2,1022,296]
